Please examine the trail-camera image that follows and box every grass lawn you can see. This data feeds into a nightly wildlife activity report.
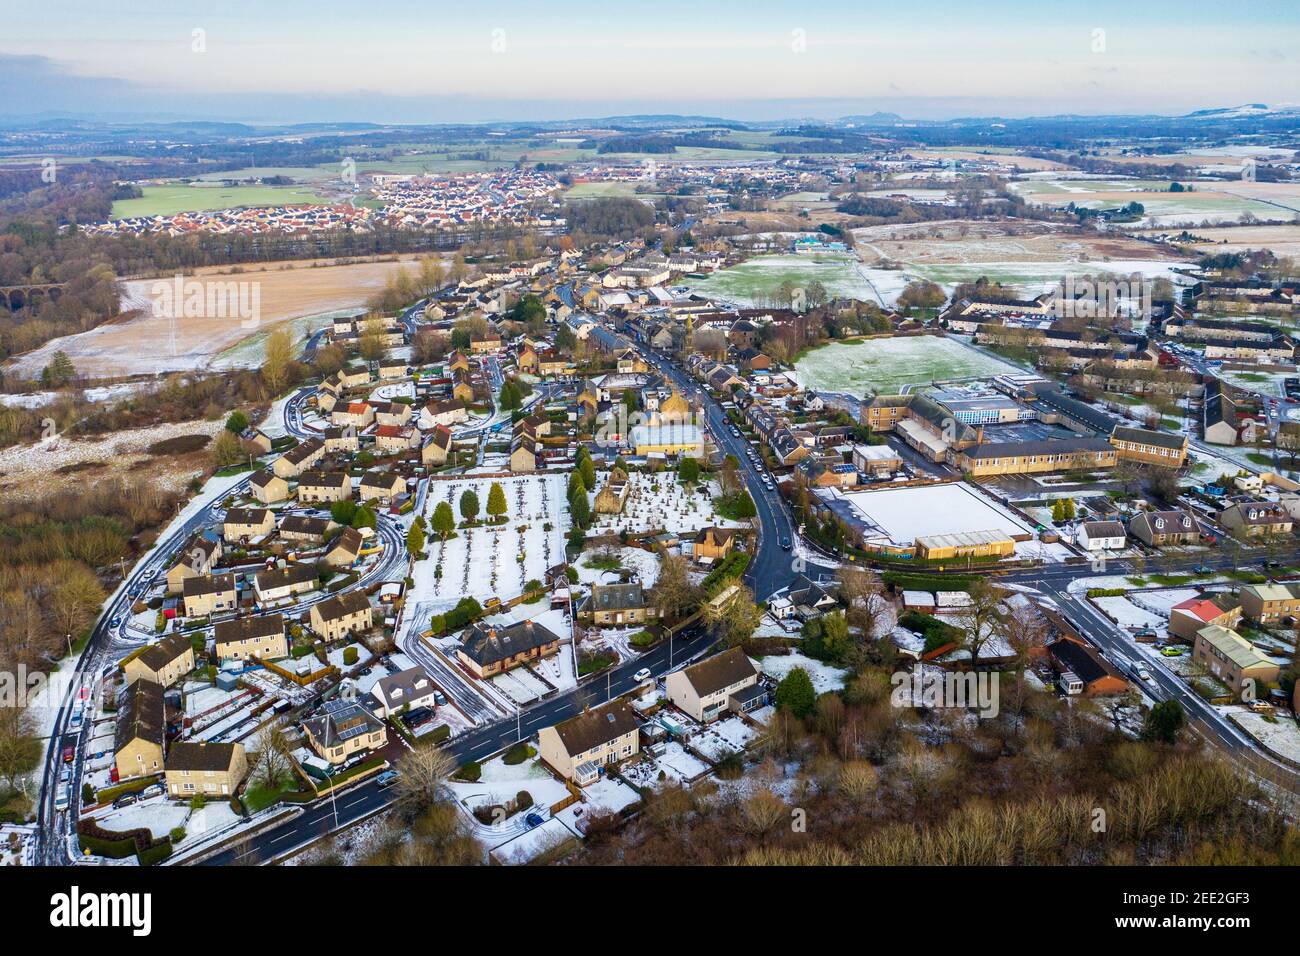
[111,184,328,218]
[794,335,1020,396]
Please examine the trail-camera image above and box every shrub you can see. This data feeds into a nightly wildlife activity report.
[342,646,359,666]
[456,760,482,782]
[503,742,532,765]
[515,790,533,811]
[169,827,187,844]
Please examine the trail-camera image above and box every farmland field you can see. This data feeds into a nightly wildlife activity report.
[686,253,900,306]
[110,183,331,218]
[792,335,1022,397]
[1137,223,1300,258]
[1010,178,1300,226]
[5,254,438,378]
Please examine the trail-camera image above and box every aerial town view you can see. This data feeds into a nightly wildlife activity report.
[0,0,1296,931]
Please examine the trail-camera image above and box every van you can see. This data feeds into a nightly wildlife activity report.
[54,785,71,812]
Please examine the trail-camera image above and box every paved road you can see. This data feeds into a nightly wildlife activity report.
[197,623,717,865]
[636,346,800,601]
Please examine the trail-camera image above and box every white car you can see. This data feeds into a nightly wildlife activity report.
[633,668,653,683]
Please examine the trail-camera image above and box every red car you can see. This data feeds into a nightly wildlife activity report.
[62,745,74,764]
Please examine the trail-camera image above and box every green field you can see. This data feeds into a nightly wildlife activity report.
[562,182,665,201]
[111,184,329,218]
[687,254,883,305]
[794,336,1022,396]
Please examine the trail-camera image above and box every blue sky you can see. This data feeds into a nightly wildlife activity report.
[3,0,1298,122]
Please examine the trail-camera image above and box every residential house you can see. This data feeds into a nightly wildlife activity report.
[121,634,194,689]
[252,564,319,605]
[457,618,564,679]
[296,471,351,504]
[272,437,325,479]
[278,514,333,545]
[1075,520,1127,552]
[165,531,222,595]
[222,507,274,544]
[586,581,658,626]
[693,527,735,565]
[213,614,287,662]
[182,573,238,618]
[1169,594,1243,641]
[419,398,468,429]
[370,666,440,719]
[323,527,365,569]
[421,425,454,467]
[302,699,388,765]
[664,646,763,723]
[114,678,166,782]
[1219,501,1294,539]
[165,742,248,799]
[1194,625,1280,699]
[250,468,290,504]
[1239,582,1300,624]
[1045,635,1129,696]
[323,425,360,455]
[1128,510,1199,547]
[539,700,640,785]
[309,591,373,642]
[359,469,405,503]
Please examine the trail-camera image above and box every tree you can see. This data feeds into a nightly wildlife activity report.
[954,578,1005,665]
[1143,699,1186,743]
[567,469,587,501]
[250,725,293,789]
[578,453,596,491]
[40,351,77,388]
[775,667,816,719]
[570,488,591,529]
[359,315,387,363]
[351,505,377,530]
[211,429,243,467]
[225,410,249,434]
[678,456,701,484]
[1063,497,1076,520]
[330,500,358,525]
[50,560,106,640]
[487,482,508,522]
[459,489,480,523]
[650,553,703,624]
[703,583,762,647]
[837,567,888,641]
[406,522,426,555]
[261,328,293,397]
[431,501,455,541]
[498,379,522,411]
[394,743,458,812]
[0,706,41,793]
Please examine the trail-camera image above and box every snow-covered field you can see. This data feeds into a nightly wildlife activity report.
[411,474,570,612]
[1229,711,1300,764]
[1091,596,1166,631]
[587,473,742,536]
[793,336,1021,397]
[574,546,661,587]
[758,651,849,694]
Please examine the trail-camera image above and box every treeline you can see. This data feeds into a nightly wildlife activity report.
[563,197,656,237]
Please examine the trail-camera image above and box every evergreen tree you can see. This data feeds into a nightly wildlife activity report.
[406,522,426,555]
[459,489,480,523]
[432,501,456,540]
[487,482,508,522]
[775,667,816,718]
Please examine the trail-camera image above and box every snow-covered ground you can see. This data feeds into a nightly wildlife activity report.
[573,545,661,587]
[410,474,570,613]
[1091,596,1166,631]
[1229,711,1300,764]
[758,651,849,694]
[587,474,743,537]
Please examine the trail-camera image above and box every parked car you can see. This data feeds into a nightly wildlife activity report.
[524,812,545,829]
[633,667,652,682]
[141,784,164,799]
[113,793,138,809]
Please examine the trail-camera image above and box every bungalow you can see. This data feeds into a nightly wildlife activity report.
[370,666,440,719]
[249,468,290,504]
[302,699,387,765]
[213,614,287,662]
[253,564,319,605]
[457,618,564,679]
[182,573,238,618]
[310,590,373,641]
[1219,501,1293,539]
[539,700,640,785]
[121,634,194,689]
[165,742,248,799]
[1075,520,1127,552]
[1045,635,1129,696]
[1128,509,1199,547]
[114,678,166,782]
[665,646,762,723]
[296,471,351,504]
[359,469,406,503]
[222,507,275,544]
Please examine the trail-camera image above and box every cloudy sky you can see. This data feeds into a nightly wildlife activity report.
[3,0,1298,123]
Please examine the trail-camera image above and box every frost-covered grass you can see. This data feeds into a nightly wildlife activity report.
[687,254,878,305]
[793,336,1020,396]
[758,652,849,694]
[588,474,740,536]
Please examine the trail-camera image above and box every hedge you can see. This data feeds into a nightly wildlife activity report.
[882,571,979,593]
[702,552,751,595]
[898,610,963,653]
[94,775,160,805]
[76,818,172,865]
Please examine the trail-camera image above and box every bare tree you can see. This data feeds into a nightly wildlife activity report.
[394,743,458,811]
